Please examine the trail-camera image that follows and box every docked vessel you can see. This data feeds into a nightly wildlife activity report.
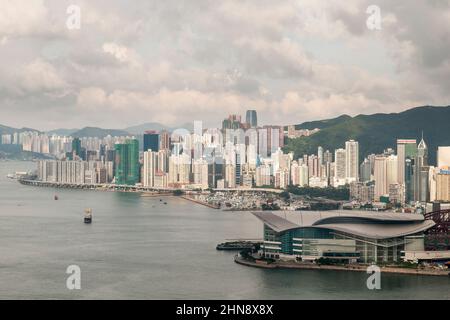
[216,241,260,251]
[84,208,92,224]
[6,172,34,180]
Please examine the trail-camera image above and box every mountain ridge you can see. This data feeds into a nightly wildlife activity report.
[284,105,450,165]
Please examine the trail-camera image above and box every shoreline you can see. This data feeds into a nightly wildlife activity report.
[180,196,221,209]
[234,255,450,277]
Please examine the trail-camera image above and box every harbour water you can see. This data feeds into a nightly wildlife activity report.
[0,161,449,300]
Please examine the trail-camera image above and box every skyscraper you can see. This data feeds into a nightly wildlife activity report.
[334,148,346,186]
[115,139,140,185]
[437,146,450,168]
[374,156,387,200]
[143,150,158,187]
[71,137,82,159]
[143,131,160,152]
[413,135,429,202]
[397,139,417,184]
[345,140,359,181]
[245,110,258,128]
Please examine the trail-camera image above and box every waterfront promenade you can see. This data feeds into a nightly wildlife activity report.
[234,255,450,277]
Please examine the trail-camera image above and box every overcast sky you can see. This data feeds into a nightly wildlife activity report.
[0,0,449,131]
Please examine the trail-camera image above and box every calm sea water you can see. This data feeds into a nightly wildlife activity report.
[0,161,448,300]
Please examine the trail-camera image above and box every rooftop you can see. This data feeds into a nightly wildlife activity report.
[252,210,435,240]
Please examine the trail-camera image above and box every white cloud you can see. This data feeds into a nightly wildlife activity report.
[0,0,449,130]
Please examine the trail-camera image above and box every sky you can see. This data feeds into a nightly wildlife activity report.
[0,0,449,131]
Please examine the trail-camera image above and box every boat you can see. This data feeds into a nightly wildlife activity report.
[6,171,34,180]
[84,208,92,224]
[216,241,259,251]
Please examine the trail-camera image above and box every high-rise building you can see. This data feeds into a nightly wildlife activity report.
[334,148,346,186]
[436,172,450,201]
[437,146,450,168]
[413,136,429,202]
[143,150,158,187]
[115,139,140,185]
[397,139,417,184]
[386,155,398,187]
[222,114,242,130]
[374,156,387,200]
[318,146,324,165]
[360,158,371,182]
[143,131,160,153]
[405,158,414,202]
[160,130,170,151]
[245,110,258,128]
[71,138,82,159]
[192,159,209,189]
[345,140,359,181]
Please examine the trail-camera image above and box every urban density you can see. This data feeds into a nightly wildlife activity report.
[2,110,450,266]
[2,110,450,210]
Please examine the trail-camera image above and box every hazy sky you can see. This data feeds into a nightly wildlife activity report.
[0,0,449,130]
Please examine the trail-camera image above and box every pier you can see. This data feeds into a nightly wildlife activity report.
[18,179,175,195]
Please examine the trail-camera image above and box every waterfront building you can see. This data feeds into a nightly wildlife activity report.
[37,160,114,185]
[168,153,191,186]
[143,150,158,187]
[115,139,140,185]
[154,171,169,188]
[192,159,209,189]
[208,161,224,189]
[254,211,435,263]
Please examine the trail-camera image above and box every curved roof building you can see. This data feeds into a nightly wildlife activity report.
[253,211,435,263]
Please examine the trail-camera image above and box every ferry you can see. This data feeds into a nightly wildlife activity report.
[84,208,92,224]
[216,241,260,251]
[6,171,34,180]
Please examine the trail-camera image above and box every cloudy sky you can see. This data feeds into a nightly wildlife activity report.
[0,0,449,131]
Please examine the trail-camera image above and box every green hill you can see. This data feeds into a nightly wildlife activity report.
[284,105,450,165]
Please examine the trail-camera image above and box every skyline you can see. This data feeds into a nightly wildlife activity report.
[1,1,450,130]
[1,103,450,133]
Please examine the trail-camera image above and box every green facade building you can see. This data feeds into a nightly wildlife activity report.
[115,139,140,185]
